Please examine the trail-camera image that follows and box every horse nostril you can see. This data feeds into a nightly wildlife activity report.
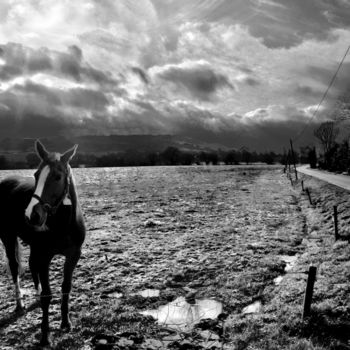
[29,206,43,225]
[30,210,40,224]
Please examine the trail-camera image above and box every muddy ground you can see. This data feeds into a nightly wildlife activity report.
[0,166,349,349]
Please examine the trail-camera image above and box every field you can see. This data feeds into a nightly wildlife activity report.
[0,166,349,349]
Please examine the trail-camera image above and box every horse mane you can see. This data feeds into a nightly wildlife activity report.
[68,166,78,208]
[0,176,34,199]
[13,177,35,193]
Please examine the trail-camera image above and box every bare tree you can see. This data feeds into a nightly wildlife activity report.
[332,91,350,123]
[314,121,339,155]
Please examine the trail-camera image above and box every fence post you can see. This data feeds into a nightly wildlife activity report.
[305,188,313,206]
[301,180,304,192]
[333,205,339,241]
[290,139,298,181]
[287,151,291,173]
[303,266,317,320]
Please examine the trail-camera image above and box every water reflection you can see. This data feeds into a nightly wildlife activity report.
[273,276,283,285]
[280,255,298,272]
[242,300,262,314]
[138,289,160,298]
[141,297,223,331]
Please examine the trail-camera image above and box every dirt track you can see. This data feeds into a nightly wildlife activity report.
[0,166,312,349]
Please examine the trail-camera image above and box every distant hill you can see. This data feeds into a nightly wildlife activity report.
[0,134,229,156]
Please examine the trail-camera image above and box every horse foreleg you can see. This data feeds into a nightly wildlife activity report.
[29,253,41,299]
[61,250,81,331]
[38,260,52,346]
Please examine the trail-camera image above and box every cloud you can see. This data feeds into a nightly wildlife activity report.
[0,1,350,151]
[307,62,350,95]
[151,60,233,101]
[249,1,350,48]
[241,104,330,133]
[151,0,350,49]
[0,43,122,92]
[295,84,324,99]
[131,67,149,84]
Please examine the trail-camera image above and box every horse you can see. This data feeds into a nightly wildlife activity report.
[0,140,86,346]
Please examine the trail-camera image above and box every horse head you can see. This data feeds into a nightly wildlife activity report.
[25,140,77,229]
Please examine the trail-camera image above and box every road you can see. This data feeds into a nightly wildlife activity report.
[297,165,350,191]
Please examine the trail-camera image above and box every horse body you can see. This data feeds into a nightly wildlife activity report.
[0,141,85,346]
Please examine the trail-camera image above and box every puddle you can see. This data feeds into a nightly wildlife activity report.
[273,255,298,285]
[242,301,262,314]
[109,292,123,298]
[102,291,123,299]
[279,255,298,272]
[273,276,284,285]
[141,297,223,331]
[138,289,160,298]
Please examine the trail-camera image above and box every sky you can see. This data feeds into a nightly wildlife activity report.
[1,0,350,151]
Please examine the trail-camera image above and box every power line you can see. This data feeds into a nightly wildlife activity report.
[293,45,350,143]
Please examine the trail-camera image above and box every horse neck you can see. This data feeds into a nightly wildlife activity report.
[67,167,80,212]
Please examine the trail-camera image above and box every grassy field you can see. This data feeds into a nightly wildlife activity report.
[0,166,349,349]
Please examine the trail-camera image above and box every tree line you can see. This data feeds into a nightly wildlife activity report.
[0,147,288,169]
[313,91,350,173]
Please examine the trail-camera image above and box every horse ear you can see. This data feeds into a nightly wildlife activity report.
[61,144,78,164]
[35,140,49,161]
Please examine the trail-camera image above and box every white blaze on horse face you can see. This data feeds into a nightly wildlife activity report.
[25,165,50,220]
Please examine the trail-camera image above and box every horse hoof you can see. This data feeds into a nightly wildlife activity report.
[15,305,25,316]
[60,321,72,332]
[39,338,51,348]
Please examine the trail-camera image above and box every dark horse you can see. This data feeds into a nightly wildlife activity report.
[0,140,85,346]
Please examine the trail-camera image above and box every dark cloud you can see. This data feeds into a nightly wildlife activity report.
[0,43,120,90]
[16,114,68,138]
[131,67,149,84]
[68,45,83,62]
[155,62,233,100]
[56,51,82,81]
[242,77,260,86]
[246,0,350,48]
[307,62,350,101]
[0,45,53,80]
[66,88,109,110]
[0,111,16,134]
[0,81,110,140]
[295,85,323,99]
[0,95,67,138]
[0,81,319,151]
[0,64,22,81]
[27,48,52,72]
[177,118,318,152]
[9,81,109,113]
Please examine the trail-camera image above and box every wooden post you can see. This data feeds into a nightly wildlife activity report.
[290,139,298,181]
[333,205,339,241]
[301,180,304,192]
[303,266,317,319]
[287,150,291,173]
[305,188,313,205]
